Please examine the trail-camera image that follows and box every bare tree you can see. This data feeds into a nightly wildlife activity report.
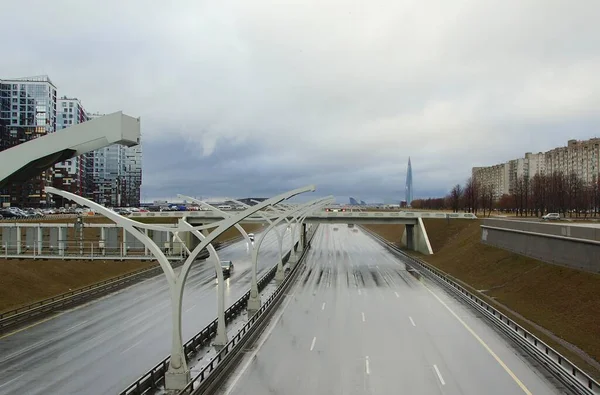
[464,177,481,214]
[449,184,463,213]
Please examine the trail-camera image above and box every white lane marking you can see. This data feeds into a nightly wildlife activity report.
[394,291,400,298]
[425,286,533,395]
[361,312,366,322]
[322,302,326,310]
[310,336,317,351]
[0,373,25,389]
[120,339,143,354]
[64,320,89,333]
[224,276,299,395]
[184,304,197,313]
[365,356,370,375]
[358,289,362,295]
[0,319,89,363]
[433,364,446,385]
[409,316,416,327]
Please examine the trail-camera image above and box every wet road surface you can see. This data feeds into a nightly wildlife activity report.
[0,225,296,395]
[217,224,565,395]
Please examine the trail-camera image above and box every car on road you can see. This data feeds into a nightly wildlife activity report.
[333,227,339,231]
[248,233,255,242]
[220,260,234,276]
[541,213,561,221]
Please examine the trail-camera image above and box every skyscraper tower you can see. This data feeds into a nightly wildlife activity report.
[405,157,413,207]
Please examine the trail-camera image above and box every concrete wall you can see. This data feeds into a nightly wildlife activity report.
[481,219,600,273]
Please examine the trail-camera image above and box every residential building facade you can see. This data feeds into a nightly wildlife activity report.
[89,112,142,207]
[53,97,94,206]
[473,138,600,198]
[0,76,57,208]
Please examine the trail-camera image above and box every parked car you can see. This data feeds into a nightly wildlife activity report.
[248,233,255,242]
[220,260,234,276]
[542,213,561,221]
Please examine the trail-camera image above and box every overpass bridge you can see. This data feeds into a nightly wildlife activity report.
[129,210,478,256]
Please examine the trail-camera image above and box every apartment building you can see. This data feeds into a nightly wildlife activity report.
[89,112,142,207]
[0,76,57,208]
[53,97,94,206]
[473,138,600,199]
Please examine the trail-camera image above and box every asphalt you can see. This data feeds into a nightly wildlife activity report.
[0,225,296,395]
[217,224,567,395]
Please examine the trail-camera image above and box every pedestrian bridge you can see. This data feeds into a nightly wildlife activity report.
[129,210,477,256]
[129,210,477,224]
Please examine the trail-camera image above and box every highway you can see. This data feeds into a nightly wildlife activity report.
[217,224,566,395]
[0,225,295,395]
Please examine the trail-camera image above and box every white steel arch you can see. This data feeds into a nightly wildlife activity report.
[247,196,334,311]
[46,184,316,390]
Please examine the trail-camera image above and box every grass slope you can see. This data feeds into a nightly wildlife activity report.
[365,219,600,380]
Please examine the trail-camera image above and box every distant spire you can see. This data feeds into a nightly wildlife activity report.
[405,157,413,207]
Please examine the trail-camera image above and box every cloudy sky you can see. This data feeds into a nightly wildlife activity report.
[3,1,599,203]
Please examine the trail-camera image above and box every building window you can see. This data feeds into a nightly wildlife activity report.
[62,102,67,107]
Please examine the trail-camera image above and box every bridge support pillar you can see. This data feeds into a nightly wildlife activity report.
[164,367,191,391]
[275,264,285,283]
[58,226,66,256]
[401,218,433,255]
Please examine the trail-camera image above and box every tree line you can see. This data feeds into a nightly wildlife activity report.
[409,171,600,218]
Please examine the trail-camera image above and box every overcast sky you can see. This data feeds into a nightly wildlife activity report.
[3,1,599,203]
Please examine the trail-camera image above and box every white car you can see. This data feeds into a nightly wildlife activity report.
[248,233,255,242]
[542,213,560,221]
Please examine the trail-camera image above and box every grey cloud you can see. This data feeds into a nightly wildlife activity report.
[3,1,599,203]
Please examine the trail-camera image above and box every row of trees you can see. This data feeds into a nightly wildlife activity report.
[410,171,600,218]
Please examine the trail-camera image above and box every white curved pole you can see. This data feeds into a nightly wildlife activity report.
[177,195,252,247]
[178,219,228,346]
[247,197,333,311]
[46,184,316,390]
[228,198,290,283]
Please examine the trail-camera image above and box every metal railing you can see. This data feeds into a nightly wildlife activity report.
[120,225,316,395]
[363,227,600,395]
[0,237,240,334]
[181,224,318,395]
[0,240,188,260]
[119,228,314,395]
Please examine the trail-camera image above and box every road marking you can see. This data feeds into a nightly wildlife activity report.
[424,286,533,395]
[310,336,317,351]
[409,316,416,327]
[224,278,299,395]
[433,364,446,385]
[361,312,366,322]
[184,304,197,313]
[365,356,370,375]
[120,339,143,354]
[0,309,71,340]
[321,302,326,310]
[0,373,25,389]
[394,291,400,298]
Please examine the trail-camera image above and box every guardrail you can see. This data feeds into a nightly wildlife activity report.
[119,227,315,395]
[363,227,600,395]
[0,237,240,335]
[181,224,318,395]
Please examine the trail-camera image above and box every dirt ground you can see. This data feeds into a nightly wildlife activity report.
[0,223,263,314]
[364,219,600,380]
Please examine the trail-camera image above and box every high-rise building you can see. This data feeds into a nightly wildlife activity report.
[90,112,142,207]
[405,157,413,207]
[0,76,57,208]
[473,137,600,198]
[52,97,94,206]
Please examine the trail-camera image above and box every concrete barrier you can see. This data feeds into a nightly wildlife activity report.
[481,219,600,273]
